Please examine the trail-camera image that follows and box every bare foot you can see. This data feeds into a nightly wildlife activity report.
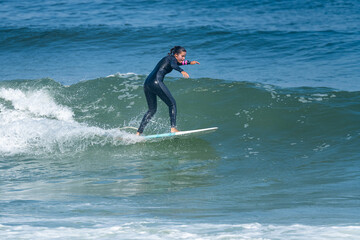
[136,132,141,136]
[171,127,179,133]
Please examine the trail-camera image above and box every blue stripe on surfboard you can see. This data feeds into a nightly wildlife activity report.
[143,132,176,139]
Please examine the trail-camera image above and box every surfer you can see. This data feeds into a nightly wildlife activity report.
[136,46,199,136]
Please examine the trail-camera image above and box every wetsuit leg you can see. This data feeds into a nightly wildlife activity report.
[155,81,177,128]
[137,85,157,134]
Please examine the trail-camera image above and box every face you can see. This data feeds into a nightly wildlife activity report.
[174,51,187,63]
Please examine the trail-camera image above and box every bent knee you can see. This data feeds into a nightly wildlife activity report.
[148,108,157,116]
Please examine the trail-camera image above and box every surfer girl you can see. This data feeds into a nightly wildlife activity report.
[136,46,200,136]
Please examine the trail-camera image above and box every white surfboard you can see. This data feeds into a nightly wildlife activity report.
[143,127,218,140]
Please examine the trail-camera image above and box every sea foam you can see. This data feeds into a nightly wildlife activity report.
[0,88,141,156]
[0,222,359,240]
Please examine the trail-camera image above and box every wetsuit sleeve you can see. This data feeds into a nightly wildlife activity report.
[170,57,184,72]
[177,60,191,66]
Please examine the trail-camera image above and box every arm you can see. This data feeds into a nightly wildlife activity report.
[170,56,184,73]
[170,59,189,78]
[180,60,200,78]
[177,60,200,65]
[177,60,191,66]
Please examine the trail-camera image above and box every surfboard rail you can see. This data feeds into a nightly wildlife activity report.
[143,127,218,140]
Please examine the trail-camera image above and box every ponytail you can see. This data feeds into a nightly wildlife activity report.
[168,46,186,55]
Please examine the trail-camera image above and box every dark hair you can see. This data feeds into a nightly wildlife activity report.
[168,46,186,55]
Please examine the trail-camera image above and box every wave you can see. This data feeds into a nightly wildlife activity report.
[0,77,145,156]
[1,75,359,157]
[1,221,359,240]
[1,22,359,90]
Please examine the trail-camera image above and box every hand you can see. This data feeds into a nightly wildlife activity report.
[181,71,189,78]
[190,61,200,65]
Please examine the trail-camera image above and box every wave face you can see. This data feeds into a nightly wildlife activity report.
[1,75,359,156]
[1,76,359,228]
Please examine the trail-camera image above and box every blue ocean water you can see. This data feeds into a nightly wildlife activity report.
[1,0,360,239]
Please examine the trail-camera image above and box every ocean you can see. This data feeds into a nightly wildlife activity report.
[1,0,360,239]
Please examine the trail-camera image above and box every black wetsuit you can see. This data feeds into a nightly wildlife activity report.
[137,55,191,133]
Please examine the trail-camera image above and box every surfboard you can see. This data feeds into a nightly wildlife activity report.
[142,127,218,140]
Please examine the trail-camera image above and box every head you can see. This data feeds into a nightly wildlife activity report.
[169,46,187,63]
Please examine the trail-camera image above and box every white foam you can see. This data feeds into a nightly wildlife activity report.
[0,88,74,122]
[298,96,311,103]
[298,93,335,103]
[106,72,140,80]
[0,88,142,156]
[0,222,359,240]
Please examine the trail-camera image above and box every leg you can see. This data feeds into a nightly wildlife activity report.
[137,87,157,134]
[156,81,177,129]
